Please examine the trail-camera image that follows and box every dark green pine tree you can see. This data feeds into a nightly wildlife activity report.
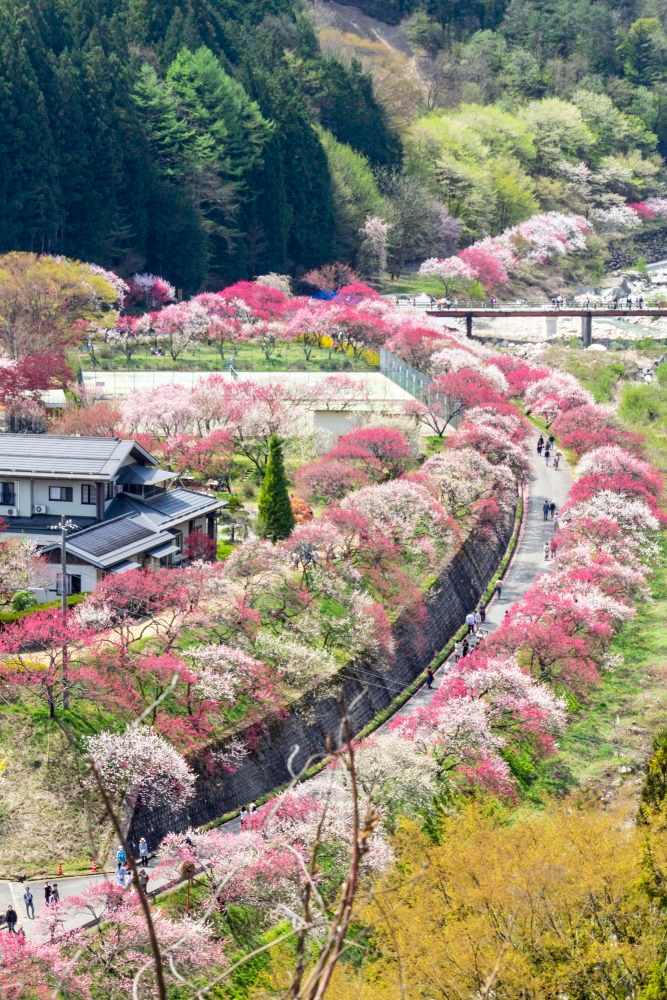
[0,22,60,251]
[256,436,294,542]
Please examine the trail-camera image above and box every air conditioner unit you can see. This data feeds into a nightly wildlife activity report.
[5,508,18,517]
[33,504,47,514]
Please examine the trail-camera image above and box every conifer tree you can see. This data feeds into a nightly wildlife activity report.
[256,436,294,542]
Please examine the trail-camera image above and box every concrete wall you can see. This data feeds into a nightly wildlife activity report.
[128,505,516,848]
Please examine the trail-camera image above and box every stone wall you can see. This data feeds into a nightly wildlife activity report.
[129,506,516,847]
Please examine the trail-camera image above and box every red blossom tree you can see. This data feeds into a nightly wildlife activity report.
[0,610,95,717]
[329,426,412,481]
[184,530,217,562]
[459,246,509,290]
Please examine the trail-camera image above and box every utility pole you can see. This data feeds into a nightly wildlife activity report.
[60,514,69,710]
[51,515,77,711]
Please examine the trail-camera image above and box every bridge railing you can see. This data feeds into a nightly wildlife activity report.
[392,298,654,312]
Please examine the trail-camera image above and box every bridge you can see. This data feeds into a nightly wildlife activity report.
[424,308,667,346]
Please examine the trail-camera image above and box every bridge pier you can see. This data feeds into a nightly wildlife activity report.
[544,316,558,338]
[581,313,592,347]
[465,314,473,339]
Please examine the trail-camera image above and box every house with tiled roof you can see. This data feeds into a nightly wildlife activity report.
[0,435,224,598]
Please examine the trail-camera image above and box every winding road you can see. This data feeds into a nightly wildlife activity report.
[1,439,573,941]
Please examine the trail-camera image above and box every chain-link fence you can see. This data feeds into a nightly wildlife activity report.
[379,348,461,428]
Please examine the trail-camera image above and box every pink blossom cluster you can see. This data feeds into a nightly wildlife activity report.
[125,272,176,309]
[84,726,196,811]
[420,211,590,288]
[628,198,667,221]
[590,205,642,232]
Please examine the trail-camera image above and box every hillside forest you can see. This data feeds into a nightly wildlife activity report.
[3,0,667,291]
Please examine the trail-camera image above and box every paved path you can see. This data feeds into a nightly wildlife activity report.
[2,439,573,941]
[372,441,573,727]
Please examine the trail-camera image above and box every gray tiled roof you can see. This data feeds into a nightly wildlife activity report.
[69,516,157,558]
[146,488,223,520]
[106,488,224,528]
[0,435,156,478]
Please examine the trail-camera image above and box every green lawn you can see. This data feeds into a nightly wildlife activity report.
[87,339,377,373]
[376,274,446,298]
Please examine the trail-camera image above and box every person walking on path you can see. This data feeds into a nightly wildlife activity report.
[550,536,558,559]
[426,668,434,689]
[545,447,551,467]
[461,638,469,657]
[5,905,17,933]
[544,541,550,561]
[549,502,556,519]
[553,512,560,531]
[116,846,126,867]
[138,870,149,895]
[139,837,149,866]
[548,434,555,449]
[554,450,561,470]
[117,864,126,889]
[454,640,463,662]
[44,883,52,906]
[50,884,59,905]
[474,610,482,631]
[23,888,34,919]
[466,611,475,633]
[543,500,550,521]
[537,435,544,455]
[495,579,502,599]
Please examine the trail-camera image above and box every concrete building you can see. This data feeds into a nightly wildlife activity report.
[0,435,223,598]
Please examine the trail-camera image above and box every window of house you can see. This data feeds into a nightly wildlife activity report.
[56,572,81,596]
[105,482,114,500]
[81,484,98,505]
[0,481,15,505]
[49,486,73,502]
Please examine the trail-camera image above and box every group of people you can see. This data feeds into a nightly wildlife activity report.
[239,802,257,825]
[537,434,561,469]
[542,492,560,561]
[116,841,150,893]
[452,610,488,662]
[3,883,58,934]
[3,840,154,936]
[611,295,644,310]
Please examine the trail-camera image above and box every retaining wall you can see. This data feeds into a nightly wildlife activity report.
[128,506,515,847]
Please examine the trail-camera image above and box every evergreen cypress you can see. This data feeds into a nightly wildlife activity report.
[256,436,294,542]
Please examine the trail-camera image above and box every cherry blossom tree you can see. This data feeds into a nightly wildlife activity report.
[122,383,197,438]
[0,610,95,717]
[328,426,413,481]
[296,458,367,504]
[0,535,45,601]
[301,263,361,293]
[386,323,446,368]
[153,301,210,360]
[419,256,475,296]
[85,726,195,812]
[52,400,122,437]
[125,273,176,310]
[359,215,390,276]
[459,246,509,290]
[219,281,288,321]
[184,530,217,562]
[341,479,455,554]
